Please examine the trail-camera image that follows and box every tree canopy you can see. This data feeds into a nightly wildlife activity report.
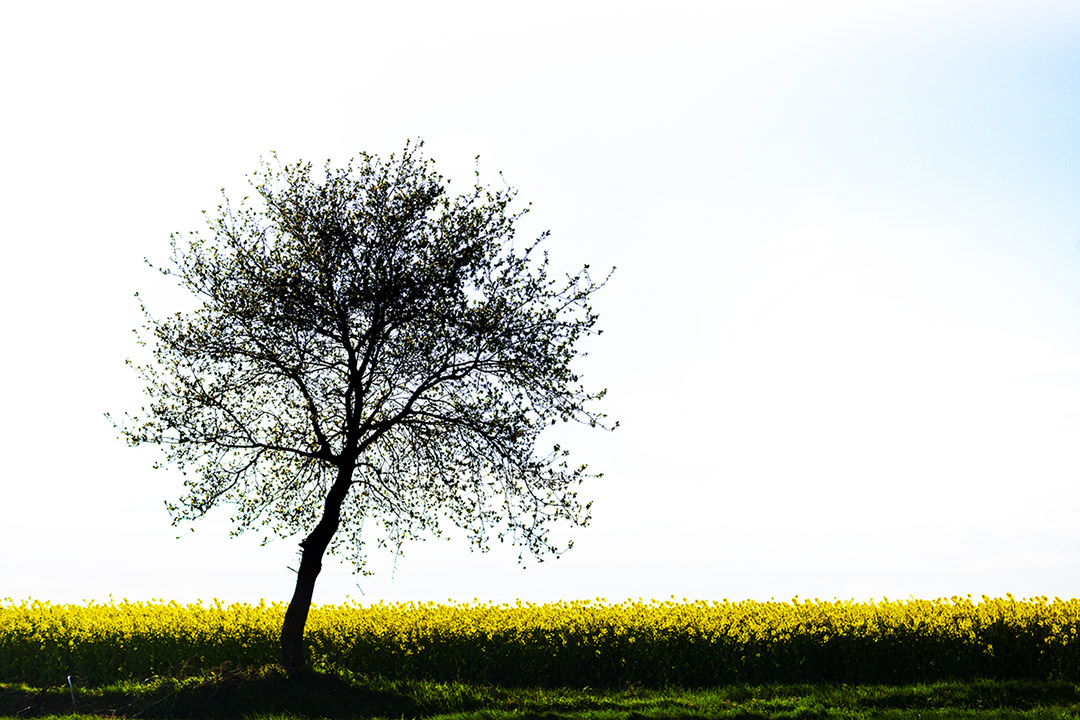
[114,141,614,668]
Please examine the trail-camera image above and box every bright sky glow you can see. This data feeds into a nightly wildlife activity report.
[2,1,1080,606]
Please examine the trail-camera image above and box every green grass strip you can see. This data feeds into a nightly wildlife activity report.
[5,668,1080,719]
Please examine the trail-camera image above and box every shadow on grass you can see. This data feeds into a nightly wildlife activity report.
[5,673,1080,719]
[1,665,417,719]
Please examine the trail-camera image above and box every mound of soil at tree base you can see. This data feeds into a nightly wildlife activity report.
[1,666,418,719]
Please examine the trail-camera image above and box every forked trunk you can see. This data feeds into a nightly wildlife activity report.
[279,466,354,671]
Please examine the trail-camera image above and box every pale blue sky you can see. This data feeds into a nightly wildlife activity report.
[2,1,1079,605]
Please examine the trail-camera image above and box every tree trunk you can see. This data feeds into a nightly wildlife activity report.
[279,466,354,671]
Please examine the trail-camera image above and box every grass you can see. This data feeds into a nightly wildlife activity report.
[5,668,1080,719]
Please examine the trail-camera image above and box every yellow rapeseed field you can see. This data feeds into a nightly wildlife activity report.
[3,595,1079,687]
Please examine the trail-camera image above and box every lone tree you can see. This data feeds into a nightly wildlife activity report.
[115,142,613,670]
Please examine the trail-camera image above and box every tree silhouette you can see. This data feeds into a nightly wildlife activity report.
[114,141,614,669]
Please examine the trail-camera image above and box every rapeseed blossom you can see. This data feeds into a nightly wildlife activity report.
[3,596,1079,686]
